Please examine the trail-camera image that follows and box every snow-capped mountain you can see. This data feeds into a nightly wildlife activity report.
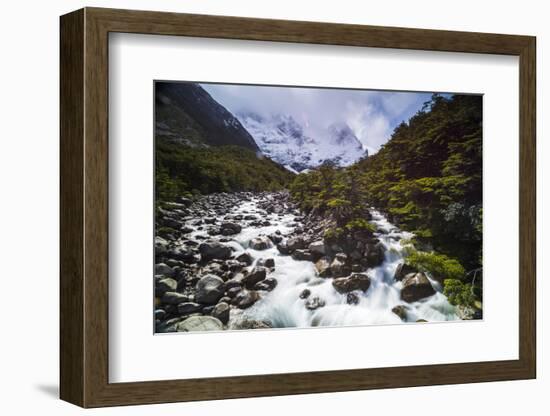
[237,112,367,172]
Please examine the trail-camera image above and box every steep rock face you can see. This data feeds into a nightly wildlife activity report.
[237,112,366,172]
[155,82,259,150]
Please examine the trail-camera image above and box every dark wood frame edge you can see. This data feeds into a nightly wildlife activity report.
[60,7,536,408]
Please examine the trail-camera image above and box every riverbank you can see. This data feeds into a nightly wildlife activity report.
[154,191,465,333]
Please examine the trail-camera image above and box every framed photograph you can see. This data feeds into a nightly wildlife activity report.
[60,7,536,408]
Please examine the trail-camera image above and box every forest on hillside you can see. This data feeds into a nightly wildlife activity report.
[289,94,483,307]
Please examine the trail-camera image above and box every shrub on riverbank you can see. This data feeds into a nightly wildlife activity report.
[405,250,465,281]
[443,279,476,308]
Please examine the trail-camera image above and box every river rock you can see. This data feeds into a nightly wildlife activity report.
[181,225,194,234]
[305,296,325,310]
[292,249,313,261]
[232,289,260,309]
[176,315,223,332]
[165,258,184,268]
[155,277,178,296]
[242,266,267,289]
[400,272,435,302]
[257,258,275,268]
[154,309,166,320]
[392,305,408,320]
[223,259,245,273]
[178,196,193,206]
[364,242,386,268]
[177,302,202,316]
[347,292,360,305]
[155,236,169,255]
[299,288,311,299]
[212,302,230,324]
[220,222,242,236]
[287,237,306,252]
[315,257,332,277]
[308,240,326,255]
[249,236,272,250]
[207,227,221,236]
[254,277,277,291]
[330,256,351,278]
[268,233,283,244]
[332,273,371,294]
[233,319,272,330]
[155,263,175,277]
[225,277,243,290]
[161,291,189,305]
[226,286,242,298]
[394,262,418,281]
[236,251,253,265]
[201,262,224,277]
[195,274,226,305]
[199,242,232,261]
[157,317,186,333]
[168,246,196,263]
[276,242,290,255]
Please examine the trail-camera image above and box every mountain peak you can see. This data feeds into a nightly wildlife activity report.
[237,112,366,172]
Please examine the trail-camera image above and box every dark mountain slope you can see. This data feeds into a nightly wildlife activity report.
[155,82,259,151]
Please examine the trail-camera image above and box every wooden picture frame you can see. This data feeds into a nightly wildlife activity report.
[60,7,536,408]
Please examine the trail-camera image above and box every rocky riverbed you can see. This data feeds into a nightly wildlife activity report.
[154,191,464,333]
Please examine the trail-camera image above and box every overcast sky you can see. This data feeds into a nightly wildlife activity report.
[202,83,435,154]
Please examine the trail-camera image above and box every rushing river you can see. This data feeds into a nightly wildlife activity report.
[188,196,458,329]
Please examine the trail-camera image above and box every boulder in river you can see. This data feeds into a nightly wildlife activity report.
[364,242,386,268]
[249,236,272,250]
[242,266,267,289]
[212,302,230,324]
[155,263,175,277]
[199,242,232,261]
[236,251,253,265]
[315,257,332,277]
[276,242,290,255]
[176,315,223,332]
[400,272,435,302]
[195,274,226,305]
[155,236,169,255]
[394,262,418,281]
[257,258,275,268]
[292,249,313,261]
[167,246,197,263]
[232,289,260,309]
[330,256,351,278]
[346,292,360,305]
[161,291,189,305]
[392,305,408,320]
[299,288,311,299]
[233,319,272,330]
[155,277,178,296]
[177,302,203,316]
[268,233,283,244]
[308,240,326,255]
[332,273,371,294]
[287,237,306,252]
[220,222,242,236]
[305,296,325,310]
[254,277,278,291]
